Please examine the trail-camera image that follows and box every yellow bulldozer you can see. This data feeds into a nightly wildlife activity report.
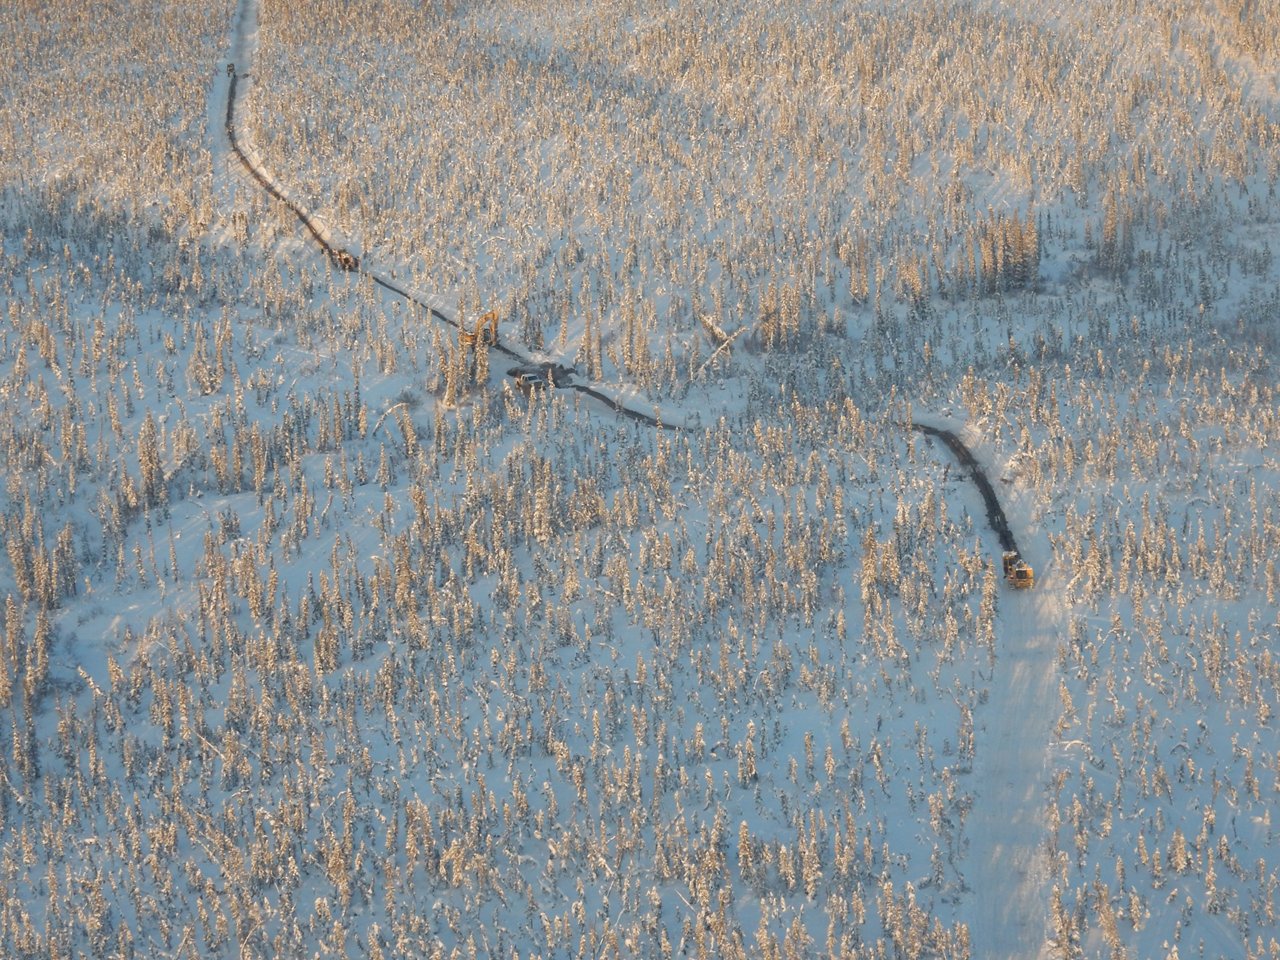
[1002,551,1035,589]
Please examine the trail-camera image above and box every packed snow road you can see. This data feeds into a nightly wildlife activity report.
[914,421,1058,958]
[966,578,1060,959]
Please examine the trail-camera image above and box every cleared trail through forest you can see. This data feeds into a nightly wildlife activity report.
[220,1,1058,949]
[220,0,680,431]
[913,421,1058,959]
[911,422,1020,555]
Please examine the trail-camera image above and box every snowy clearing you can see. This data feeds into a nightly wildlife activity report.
[0,1,1277,958]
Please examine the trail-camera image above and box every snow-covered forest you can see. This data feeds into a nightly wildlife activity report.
[1,0,1278,957]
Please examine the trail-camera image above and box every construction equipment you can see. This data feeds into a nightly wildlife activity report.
[506,362,574,393]
[329,248,359,272]
[1002,551,1035,589]
[511,368,549,392]
[459,310,499,350]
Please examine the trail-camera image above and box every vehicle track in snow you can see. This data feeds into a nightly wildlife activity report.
[220,0,681,432]
[219,1,1057,950]
[913,420,1058,960]
[911,422,1021,556]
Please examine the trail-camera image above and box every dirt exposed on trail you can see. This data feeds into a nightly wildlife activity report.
[223,57,681,431]
[912,422,1020,556]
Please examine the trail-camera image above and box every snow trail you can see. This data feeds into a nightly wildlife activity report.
[913,418,1061,956]
[965,569,1062,959]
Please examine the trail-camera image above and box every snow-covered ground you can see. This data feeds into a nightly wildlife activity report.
[0,1,1278,957]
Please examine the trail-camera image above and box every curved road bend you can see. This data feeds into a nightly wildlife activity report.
[911,422,1020,556]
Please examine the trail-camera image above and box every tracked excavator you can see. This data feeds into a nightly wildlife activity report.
[459,310,499,350]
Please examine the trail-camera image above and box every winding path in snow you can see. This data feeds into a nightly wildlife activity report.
[911,422,1022,557]
[914,422,1059,959]
[219,0,1064,950]
[220,0,682,431]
